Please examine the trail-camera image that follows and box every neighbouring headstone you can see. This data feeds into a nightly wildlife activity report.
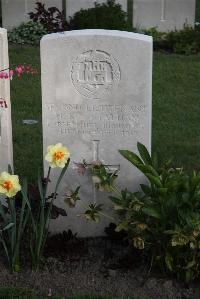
[0,28,13,174]
[41,29,152,237]
[133,0,196,31]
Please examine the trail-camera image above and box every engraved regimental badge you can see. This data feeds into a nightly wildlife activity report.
[71,50,120,99]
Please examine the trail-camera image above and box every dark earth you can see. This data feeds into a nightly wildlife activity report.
[0,227,200,299]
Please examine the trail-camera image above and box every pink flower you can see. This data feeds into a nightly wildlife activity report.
[0,72,8,79]
[3,72,8,79]
[0,64,38,80]
[9,69,14,79]
[15,66,23,76]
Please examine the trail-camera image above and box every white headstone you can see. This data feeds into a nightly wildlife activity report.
[0,28,13,173]
[41,29,152,237]
[133,0,196,32]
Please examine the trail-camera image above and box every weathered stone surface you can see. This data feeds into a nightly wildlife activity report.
[0,28,13,174]
[41,29,152,237]
[133,0,196,31]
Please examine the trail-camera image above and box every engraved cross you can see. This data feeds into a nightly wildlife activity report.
[161,0,166,21]
[90,140,120,203]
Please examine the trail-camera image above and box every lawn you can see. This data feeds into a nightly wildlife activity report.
[9,45,200,182]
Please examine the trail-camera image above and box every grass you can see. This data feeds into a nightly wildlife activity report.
[8,45,200,182]
[152,53,200,170]
[9,45,42,182]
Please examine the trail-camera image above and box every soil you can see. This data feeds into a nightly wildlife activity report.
[0,232,199,299]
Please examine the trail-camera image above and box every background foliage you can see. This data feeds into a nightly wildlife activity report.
[8,21,47,45]
[69,0,131,31]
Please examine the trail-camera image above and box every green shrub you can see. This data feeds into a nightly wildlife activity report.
[144,25,200,55]
[69,0,131,31]
[167,25,200,55]
[109,143,200,282]
[8,21,48,45]
[142,27,168,51]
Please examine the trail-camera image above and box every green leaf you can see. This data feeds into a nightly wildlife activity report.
[137,142,152,165]
[185,260,196,270]
[138,164,159,177]
[142,207,162,219]
[165,253,173,272]
[21,178,31,210]
[119,150,143,167]
[145,173,162,187]
[8,164,13,174]
[171,234,189,246]
[109,196,122,205]
[2,222,14,231]
[37,168,44,201]
[140,184,152,195]
[54,159,70,194]
[115,221,129,232]
[157,188,168,195]
[74,186,80,195]
[0,202,7,222]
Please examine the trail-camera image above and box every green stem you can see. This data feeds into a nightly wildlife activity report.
[99,211,115,221]
[110,184,121,197]
[43,167,51,199]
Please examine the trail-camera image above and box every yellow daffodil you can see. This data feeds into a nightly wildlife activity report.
[45,143,70,168]
[0,172,21,198]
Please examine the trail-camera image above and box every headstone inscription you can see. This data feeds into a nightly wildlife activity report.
[0,28,13,174]
[41,30,152,237]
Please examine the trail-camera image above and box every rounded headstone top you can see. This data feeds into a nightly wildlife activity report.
[41,29,152,44]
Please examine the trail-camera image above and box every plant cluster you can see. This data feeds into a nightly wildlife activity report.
[8,21,48,45]
[28,1,69,33]
[88,143,200,282]
[143,24,200,55]
[0,143,79,271]
[1,135,200,281]
[69,0,131,31]
[0,64,37,79]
